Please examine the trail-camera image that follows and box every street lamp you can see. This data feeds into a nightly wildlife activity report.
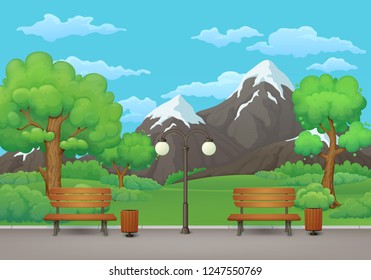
[155,129,216,234]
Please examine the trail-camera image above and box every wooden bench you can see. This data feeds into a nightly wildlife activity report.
[227,188,301,236]
[44,188,117,236]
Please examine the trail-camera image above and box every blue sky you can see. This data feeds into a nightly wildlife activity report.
[0,0,370,155]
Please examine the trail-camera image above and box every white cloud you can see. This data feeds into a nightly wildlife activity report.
[307,57,357,73]
[192,26,263,47]
[161,71,244,99]
[61,56,150,80]
[119,96,157,123]
[246,26,366,58]
[17,14,125,42]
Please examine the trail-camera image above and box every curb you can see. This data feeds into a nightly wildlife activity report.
[0,225,370,229]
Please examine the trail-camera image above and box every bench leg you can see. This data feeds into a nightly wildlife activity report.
[287,221,292,236]
[101,221,104,232]
[53,221,59,236]
[103,221,108,236]
[237,221,243,236]
[285,221,288,232]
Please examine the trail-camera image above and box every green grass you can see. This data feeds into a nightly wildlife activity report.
[1,175,371,226]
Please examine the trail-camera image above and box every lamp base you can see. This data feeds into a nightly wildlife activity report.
[181,227,190,234]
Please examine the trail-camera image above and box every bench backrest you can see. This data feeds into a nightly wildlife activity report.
[233,188,296,209]
[48,188,112,210]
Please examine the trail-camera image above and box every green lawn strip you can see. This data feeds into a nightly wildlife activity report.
[2,176,371,226]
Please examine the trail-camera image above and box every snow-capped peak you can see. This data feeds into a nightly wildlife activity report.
[14,148,38,161]
[235,60,294,99]
[285,128,338,147]
[146,95,205,130]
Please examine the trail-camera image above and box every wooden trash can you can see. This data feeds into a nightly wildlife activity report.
[121,210,139,237]
[305,208,322,235]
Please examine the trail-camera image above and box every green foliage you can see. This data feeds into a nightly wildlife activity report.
[110,188,152,202]
[295,183,335,210]
[274,161,323,177]
[165,168,207,185]
[283,173,367,186]
[98,132,155,171]
[254,171,289,180]
[0,171,44,185]
[0,185,53,222]
[62,160,109,181]
[330,192,371,218]
[0,51,122,157]
[338,122,371,152]
[100,174,161,190]
[335,161,371,177]
[294,131,324,156]
[292,74,366,132]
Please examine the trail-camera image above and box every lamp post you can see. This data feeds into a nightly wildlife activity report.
[155,129,216,234]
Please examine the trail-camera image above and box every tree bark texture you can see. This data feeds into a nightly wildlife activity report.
[113,162,129,189]
[320,118,345,208]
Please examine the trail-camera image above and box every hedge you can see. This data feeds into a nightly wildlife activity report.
[100,174,161,190]
[165,168,206,185]
[62,160,109,180]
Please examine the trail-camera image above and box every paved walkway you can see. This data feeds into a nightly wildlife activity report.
[1,227,370,260]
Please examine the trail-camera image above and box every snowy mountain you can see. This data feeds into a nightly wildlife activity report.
[145,95,205,130]
[234,60,294,99]
[199,60,301,151]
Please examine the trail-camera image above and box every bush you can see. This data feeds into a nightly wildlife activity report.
[0,185,53,222]
[100,174,161,190]
[255,171,289,180]
[282,173,367,186]
[274,161,323,177]
[294,183,335,210]
[0,171,44,185]
[62,160,109,180]
[330,192,371,218]
[335,161,371,178]
[165,168,206,185]
[283,174,323,186]
[111,188,152,202]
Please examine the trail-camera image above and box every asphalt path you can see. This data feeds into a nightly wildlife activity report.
[1,228,370,260]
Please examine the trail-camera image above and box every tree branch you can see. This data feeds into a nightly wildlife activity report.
[17,109,43,130]
[68,127,87,139]
[38,166,46,180]
[62,113,70,122]
[319,152,327,160]
[113,162,122,176]
[335,148,346,156]
[319,123,330,134]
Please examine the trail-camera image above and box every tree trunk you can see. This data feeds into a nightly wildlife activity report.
[40,115,64,195]
[113,162,129,189]
[320,118,344,208]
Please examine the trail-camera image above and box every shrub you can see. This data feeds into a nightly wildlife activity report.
[294,183,335,210]
[100,174,161,190]
[0,185,53,222]
[62,160,109,180]
[330,192,371,218]
[274,161,323,177]
[165,168,206,185]
[283,173,367,186]
[111,188,152,202]
[255,171,289,180]
[335,161,371,178]
[283,174,323,186]
[0,171,43,185]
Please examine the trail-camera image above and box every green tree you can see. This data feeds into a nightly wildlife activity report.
[0,52,122,194]
[98,132,155,188]
[293,74,371,207]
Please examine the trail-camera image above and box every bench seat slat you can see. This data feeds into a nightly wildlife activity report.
[228,213,301,221]
[44,214,117,221]
[234,188,295,194]
[235,201,294,208]
[50,202,111,208]
[233,194,296,201]
[49,194,112,201]
[48,188,111,194]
